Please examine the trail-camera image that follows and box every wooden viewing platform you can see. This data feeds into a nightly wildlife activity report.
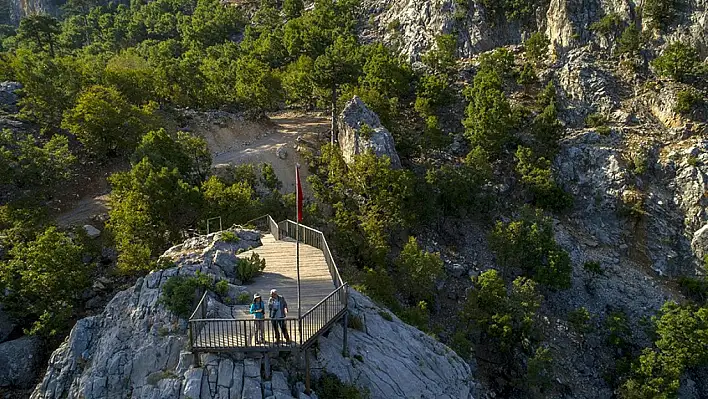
[189,216,348,354]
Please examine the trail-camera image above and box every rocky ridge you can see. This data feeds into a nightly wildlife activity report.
[31,228,477,399]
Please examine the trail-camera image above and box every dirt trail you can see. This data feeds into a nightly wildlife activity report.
[55,112,331,227]
[208,111,330,194]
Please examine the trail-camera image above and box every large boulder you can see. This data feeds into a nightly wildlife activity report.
[337,96,401,168]
[0,82,22,114]
[315,290,477,399]
[0,335,43,388]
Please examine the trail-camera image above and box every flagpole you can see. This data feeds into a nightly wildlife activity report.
[296,164,302,320]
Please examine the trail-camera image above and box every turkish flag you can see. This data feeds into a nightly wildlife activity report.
[296,164,303,222]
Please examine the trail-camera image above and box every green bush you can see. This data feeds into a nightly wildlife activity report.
[0,226,88,337]
[220,231,240,243]
[583,260,605,276]
[515,146,573,211]
[313,372,368,399]
[395,237,444,303]
[421,34,457,74]
[585,112,608,128]
[489,210,573,290]
[678,276,708,304]
[347,313,365,331]
[525,32,550,64]
[568,307,593,334]
[652,42,700,82]
[236,292,251,304]
[674,89,703,115]
[215,279,229,296]
[617,25,642,56]
[620,301,708,398]
[461,270,543,353]
[397,301,431,332]
[237,252,266,283]
[643,0,678,29]
[590,13,622,35]
[160,273,212,319]
[605,310,632,353]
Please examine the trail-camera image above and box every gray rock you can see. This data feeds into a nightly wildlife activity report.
[229,362,244,398]
[338,96,401,168]
[0,82,22,113]
[213,250,238,278]
[182,368,203,399]
[0,305,15,343]
[276,146,288,160]
[0,336,43,388]
[315,291,475,399]
[271,371,289,393]
[83,225,101,239]
[244,358,260,378]
[692,223,708,262]
[242,377,262,399]
[217,359,234,388]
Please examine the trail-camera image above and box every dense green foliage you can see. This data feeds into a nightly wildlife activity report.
[160,273,212,318]
[395,236,444,303]
[643,0,678,30]
[621,302,708,398]
[0,129,75,202]
[0,227,89,336]
[652,42,701,82]
[489,211,572,290]
[525,32,550,65]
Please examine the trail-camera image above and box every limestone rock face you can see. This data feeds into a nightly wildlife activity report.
[32,227,478,399]
[316,291,477,399]
[30,228,262,399]
[362,0,708,61]
[338,96,401,168]
[0,336,43,388]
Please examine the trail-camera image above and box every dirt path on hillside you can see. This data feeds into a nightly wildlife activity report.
[208,111,330,194]
[55,112,331,227]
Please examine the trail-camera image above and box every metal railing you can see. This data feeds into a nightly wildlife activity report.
[277,220,343,288]
[239,215,280,239]
[188,216,347,353]
[189,284,347,351]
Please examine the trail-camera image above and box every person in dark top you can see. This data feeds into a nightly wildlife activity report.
[268,288,290,344]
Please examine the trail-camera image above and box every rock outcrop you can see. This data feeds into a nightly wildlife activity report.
[338,96,401,168]
[0,335,43,388]
[32,228,478,399]
[316,291,477,399]
[362,0,708,61]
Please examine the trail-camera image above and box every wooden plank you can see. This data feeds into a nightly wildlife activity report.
[193,232,343,351]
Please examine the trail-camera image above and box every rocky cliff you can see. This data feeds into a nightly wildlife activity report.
[3,0,62,25]
[361,0,708,62]
[31,228,477,399]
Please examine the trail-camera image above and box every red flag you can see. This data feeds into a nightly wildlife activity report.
[296,164,303,222]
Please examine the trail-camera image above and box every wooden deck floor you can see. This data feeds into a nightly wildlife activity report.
[192,232,344,351]
[232,233,336,317]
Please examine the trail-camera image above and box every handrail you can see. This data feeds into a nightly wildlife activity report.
[277,219,344,288]
[188,216,348,352]
[190,290,209,320]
